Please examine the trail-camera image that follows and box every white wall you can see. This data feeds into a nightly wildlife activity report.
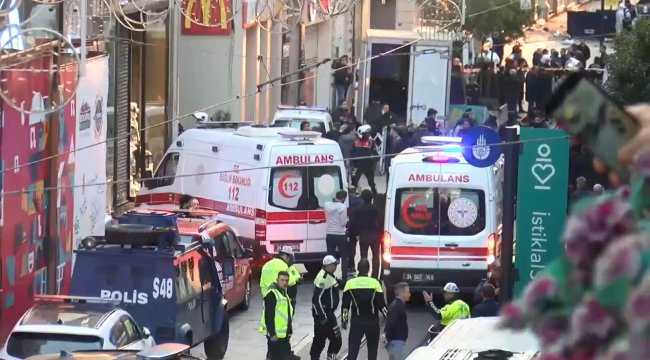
[173,11,281,130]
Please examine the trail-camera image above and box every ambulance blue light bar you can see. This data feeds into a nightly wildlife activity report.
[34,295,121,306]
[277,105,328,112]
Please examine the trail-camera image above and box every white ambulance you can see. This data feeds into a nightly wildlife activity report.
[382,137,503,293]
[135,126,348,271]
[406,317,540,360]
[271,105,334,134]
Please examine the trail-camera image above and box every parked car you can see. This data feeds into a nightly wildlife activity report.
[0,296,155,360]
[173,209,254,311]
[26,343,196,360]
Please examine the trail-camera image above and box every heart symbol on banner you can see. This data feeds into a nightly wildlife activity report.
[531,163,556,186]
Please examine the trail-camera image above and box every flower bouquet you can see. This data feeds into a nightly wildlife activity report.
[499,154,650,360]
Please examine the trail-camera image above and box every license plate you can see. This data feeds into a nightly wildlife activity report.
[403,273,435,281]
[274,244,300,252]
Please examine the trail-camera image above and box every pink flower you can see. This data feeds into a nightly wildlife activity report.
[594,235,644,288]
[499,302,526,329]
[633,148,650,176]
[596,338,631,360]
[536,316,569,346]
[624,275,650,332]
[522,276,558,310]
[539,347,567,360]
[570,296,616,342]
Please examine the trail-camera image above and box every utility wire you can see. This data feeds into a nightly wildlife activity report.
[0,39,418,175]
[0,0,580,175]
[0,134,569,196]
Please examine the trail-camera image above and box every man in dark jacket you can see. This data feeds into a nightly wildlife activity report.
[333,55,351,106]
[350,190,381,279]
[471,284,501,318]
[310,256,343,360]
[473,261,501,305]
[382,282,410,360]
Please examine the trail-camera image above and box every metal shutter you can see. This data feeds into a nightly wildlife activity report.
[114,33,130,206]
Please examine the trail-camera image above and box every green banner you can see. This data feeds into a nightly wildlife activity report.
[514,128,570,296]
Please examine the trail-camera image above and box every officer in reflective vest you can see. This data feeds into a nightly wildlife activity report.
[260,271,294,360]
[423,282,471,328]
[261,246,295,297]
[342,259,387,360]
[310,255,343,360]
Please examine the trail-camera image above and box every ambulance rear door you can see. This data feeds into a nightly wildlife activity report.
[266,145,310,255]
[304,144,346,255]
[390,162,442,284]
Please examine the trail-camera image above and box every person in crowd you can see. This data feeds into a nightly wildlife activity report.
[453,118,473,137]
[300,121,311,131]
[422,282,470,329]
[502,68,522,113]
[342,259,387,360]
[517,59,528,113]
[593,183,604,195]
[179,194,199,210]
[382,282,411,360]
[261,271,294,360]
[371,103,394,137]
[384,125,402,181]
[479,47,500,65]
[414,108,441,145]
[571,176,591,203]
[473,260,501,305]
[339,123,357,184]
[509,44,523,66]
[351,125,377,195]
[560,48,569,67]
[471,284,501,318]
[577,40,591,63]
[532,48,543,66]
[616,1,627,33]
[492,32,505,65]
[310,255,343,360]
[325,122,342,142]
[350,190,381,279]
[525,65,539,118]
[550,49,563,68]
[333,55,352,106]
[325,190,349,283]
[331,100,347,125]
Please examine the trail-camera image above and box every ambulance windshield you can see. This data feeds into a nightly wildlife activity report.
[394,187,485,236]
[269,166,343,210]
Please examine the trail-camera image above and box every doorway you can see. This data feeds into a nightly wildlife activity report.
[367,43,411,121]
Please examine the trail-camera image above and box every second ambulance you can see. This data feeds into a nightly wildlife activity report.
[382,137,503,295]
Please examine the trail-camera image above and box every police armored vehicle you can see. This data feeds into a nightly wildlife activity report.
[69,210,229,359]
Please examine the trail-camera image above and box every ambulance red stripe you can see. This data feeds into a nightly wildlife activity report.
[391,246,488,257]
[391,255,488,262]
[135,192,325,224]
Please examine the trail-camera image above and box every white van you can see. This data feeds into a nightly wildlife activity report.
[271,105,334,134]
[136,126,348,271]
[382,137,503,293]
[406,317,540,360]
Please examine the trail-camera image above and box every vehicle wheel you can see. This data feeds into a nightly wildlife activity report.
[305,263,321,276]
[204,316,229,359]
[237,277,252,311]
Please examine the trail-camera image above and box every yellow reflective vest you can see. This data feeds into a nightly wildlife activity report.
[288,265,301,287]
[440,299,471,326]
[259,288,293,338]
[260,258,289,297]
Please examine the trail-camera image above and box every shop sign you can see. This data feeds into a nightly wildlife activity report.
[514,128,569,296]
[181,0,232,35]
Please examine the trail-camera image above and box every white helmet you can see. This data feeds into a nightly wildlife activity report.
[193,111,209,122]
[357,124,372,138]
[443,282,460,293]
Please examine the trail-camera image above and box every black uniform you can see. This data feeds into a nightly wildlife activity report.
[342,276,387,360]
[310,269,343,360]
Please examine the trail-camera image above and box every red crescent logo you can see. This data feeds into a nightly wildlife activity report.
[278,174,298,198]
[400,194,431,229]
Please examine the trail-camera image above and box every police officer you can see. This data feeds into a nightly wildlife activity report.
[260,271,293,360]
[423,282,470,329]
[351,125,377,195]
[310,255,343,360]
[287,259,302,315]
[261,246,295,297]
[341,259,387,360]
